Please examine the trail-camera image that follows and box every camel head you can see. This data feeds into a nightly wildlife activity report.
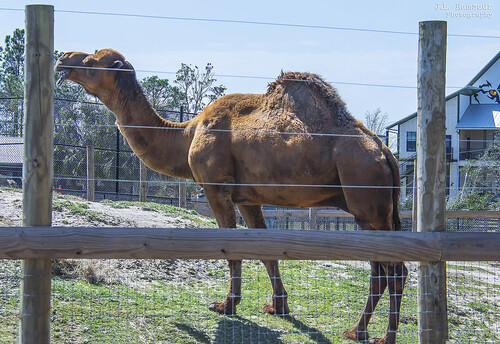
[55,49,136,100]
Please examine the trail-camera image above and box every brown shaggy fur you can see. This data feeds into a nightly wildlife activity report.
[268,72,355,127]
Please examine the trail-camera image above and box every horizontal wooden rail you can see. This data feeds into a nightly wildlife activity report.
[0,227,499,261]
[261,209,500,219]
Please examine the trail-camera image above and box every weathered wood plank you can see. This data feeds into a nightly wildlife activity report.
[0,227,499,261]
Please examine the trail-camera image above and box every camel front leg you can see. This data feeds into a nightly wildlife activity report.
[342,262,387,342]
[209,260,242,315]
[237,204,290,315]
[203,182,242,315]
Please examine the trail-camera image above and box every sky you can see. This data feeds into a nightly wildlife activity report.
[0,0,499,126]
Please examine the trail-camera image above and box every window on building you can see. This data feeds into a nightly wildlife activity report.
[406,131,416,152]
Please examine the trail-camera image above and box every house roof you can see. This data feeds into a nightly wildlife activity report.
[455,104,500,129]
[0,136,24,164]
[386,111,417,129]
[385,84,489,130]
[468,51,500,86]
[386,51,500,130]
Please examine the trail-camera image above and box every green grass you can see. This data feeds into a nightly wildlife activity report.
[1,260,499,343]
[101,199,218,228]
[53,199,111,225]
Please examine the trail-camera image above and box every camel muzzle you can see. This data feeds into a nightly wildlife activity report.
[56,70,69,87]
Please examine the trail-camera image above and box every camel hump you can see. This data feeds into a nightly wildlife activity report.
[266,72,356,127]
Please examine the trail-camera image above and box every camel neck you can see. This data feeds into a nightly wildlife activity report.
[102,89,194,179]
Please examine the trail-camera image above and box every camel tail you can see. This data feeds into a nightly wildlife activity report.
[384,146,402,231]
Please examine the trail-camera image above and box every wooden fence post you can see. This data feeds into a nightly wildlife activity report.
[309,207,317,229]
[139,160,147,202]
[87,144,94,202]
[412,167,418,232]
[179,179,187,208]
[21,5,54,344]
[416,20,448,344]
[178,106,187,208]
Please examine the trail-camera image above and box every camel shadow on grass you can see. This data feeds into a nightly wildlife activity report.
[176,314,333,344]
[281,314,333,344]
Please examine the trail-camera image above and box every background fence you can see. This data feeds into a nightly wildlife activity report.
[0,96,200,204]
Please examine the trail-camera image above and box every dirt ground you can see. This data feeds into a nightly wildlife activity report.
[0,187,225,285]
[0,187,201,228]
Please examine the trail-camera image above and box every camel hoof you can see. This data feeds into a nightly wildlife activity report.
[208,302,236,315]
[262,304,290,315]
[342,329,369,342]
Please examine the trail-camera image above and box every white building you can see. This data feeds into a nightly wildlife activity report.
[386,51,500,200]
[0,136,23,186]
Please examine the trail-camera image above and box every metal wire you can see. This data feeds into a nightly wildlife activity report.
[54,121,384,139]
[1,6,500,39]
[55,64,464,90]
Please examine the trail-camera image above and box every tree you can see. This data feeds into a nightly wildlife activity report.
[140,76,183,110]
[0,30,87,136]
[175,63,226,114]
[0,28,24,97]
[449,139,500,210]
[364,108,388,135]
[0,29,25,136]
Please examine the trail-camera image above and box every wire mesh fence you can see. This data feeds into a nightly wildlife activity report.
[1,257,499,343]
[0,96,499,343]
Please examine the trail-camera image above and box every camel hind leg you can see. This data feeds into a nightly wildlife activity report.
[342,261,407,344]
[343,217,407,343]
[237,204,290,315]
[340,187,407,343]
[342,262,388,342]
[374,262,408,344]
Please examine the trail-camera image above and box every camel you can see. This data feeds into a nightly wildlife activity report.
[55,49,408,344]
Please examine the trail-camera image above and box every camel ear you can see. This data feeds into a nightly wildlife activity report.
[111,60,124,69]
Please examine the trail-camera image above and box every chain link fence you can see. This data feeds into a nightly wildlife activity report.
[1,97,201,205]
